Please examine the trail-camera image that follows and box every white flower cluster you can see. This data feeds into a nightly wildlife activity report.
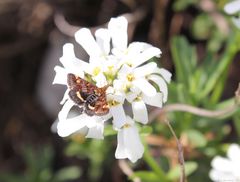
[53,16,171,162]
[224,0,240,29]
[209,144,240,181]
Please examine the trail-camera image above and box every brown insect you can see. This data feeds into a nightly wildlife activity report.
[67,73,109,116]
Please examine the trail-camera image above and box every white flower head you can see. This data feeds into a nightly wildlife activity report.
[52,16,171,162]
[224,0,240,29]
[209,144,240,181]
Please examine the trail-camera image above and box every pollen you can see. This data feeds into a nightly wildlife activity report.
[122,123,131,129]
[93,67,101,76]
[126,61,133,67]
[107,65,114,71]
[126,74,135,82]
[108,100,120,106]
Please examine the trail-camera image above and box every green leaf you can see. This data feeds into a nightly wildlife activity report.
[104,125,117,136]
[191,14,213,40]
[185,130,207,147]
[132,171,160,182]
[171,36,197,87]
[173,0,198,11]
[167,161,198,180]
[140,125,153,135]
[199,32,240,99]
[0,173,26,182]
[54,166,81,181]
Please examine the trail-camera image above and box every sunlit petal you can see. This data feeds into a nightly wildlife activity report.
[110,104,126,128]
[227,144,240,162]
[148,75,168,102]
[58,99,75,122]
[95,28,111,55]
[132,47,161,68]
[132,100,148,124]
[133,78,156,97]
[224,0,240,14]
[86,121,104,139]
[142,92,163,108]
[133,62,157,78]
[75,28,102,57]
[211,156,233,172]
[57,114,89,137]
[123,123,144,163]
[115,130,127,159]
[108,16,128,51]
[153,67,172,83]
[53,66,68,85]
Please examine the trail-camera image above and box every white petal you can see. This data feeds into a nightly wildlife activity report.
[224,0,240,14]
[115,130,127,159]
[148,75,168,102]
[57,114,89,137]
[123,124,144,163]
[128,42,153,54]
[153,68,172,83]
[95,28,110,55]
[58,99,75,122]
[132,100,148,124]
[211,156,234,172]
[132,47,161,68]
[232,17,240,29]
[108,16,128,51]
[75,28,102,57]
[126,92,138,103]
[209,169,236,181]
[110,104,127,128]
[133,62,157,78]
[60,43,76,68]
[60,44,87,77]
[133,78,156,97]
[142,92,163,108]
[112,79,125,92]
[53,66,67,85]
[86,122,104,139]
[107,91,125,104]
[94,73,108,87]
[227,144,240,162]
[118,64,132,79]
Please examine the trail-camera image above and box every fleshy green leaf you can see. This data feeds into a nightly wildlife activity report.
[185,129,207,147]
[167,161,198,180]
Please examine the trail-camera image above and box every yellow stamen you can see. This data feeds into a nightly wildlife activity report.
[126,74,135,82]
[108,100,120,106]
[122,123,131,129]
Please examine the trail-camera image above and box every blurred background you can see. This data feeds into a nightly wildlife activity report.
[0,0,240,181]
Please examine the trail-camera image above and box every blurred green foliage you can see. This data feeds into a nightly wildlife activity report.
[0,146,81,182]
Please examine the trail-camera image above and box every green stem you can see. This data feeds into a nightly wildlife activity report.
[143,141,169,182]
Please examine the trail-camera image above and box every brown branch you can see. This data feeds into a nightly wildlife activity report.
[149,102,238,122]
[54,7,146,37]
[163,119,186,182]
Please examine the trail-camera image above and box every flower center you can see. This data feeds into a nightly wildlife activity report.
[126,74,135,82]
[108,100,120,106]
[93,67,101,76]
[125,61,133,67]
[123,123,131,128]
